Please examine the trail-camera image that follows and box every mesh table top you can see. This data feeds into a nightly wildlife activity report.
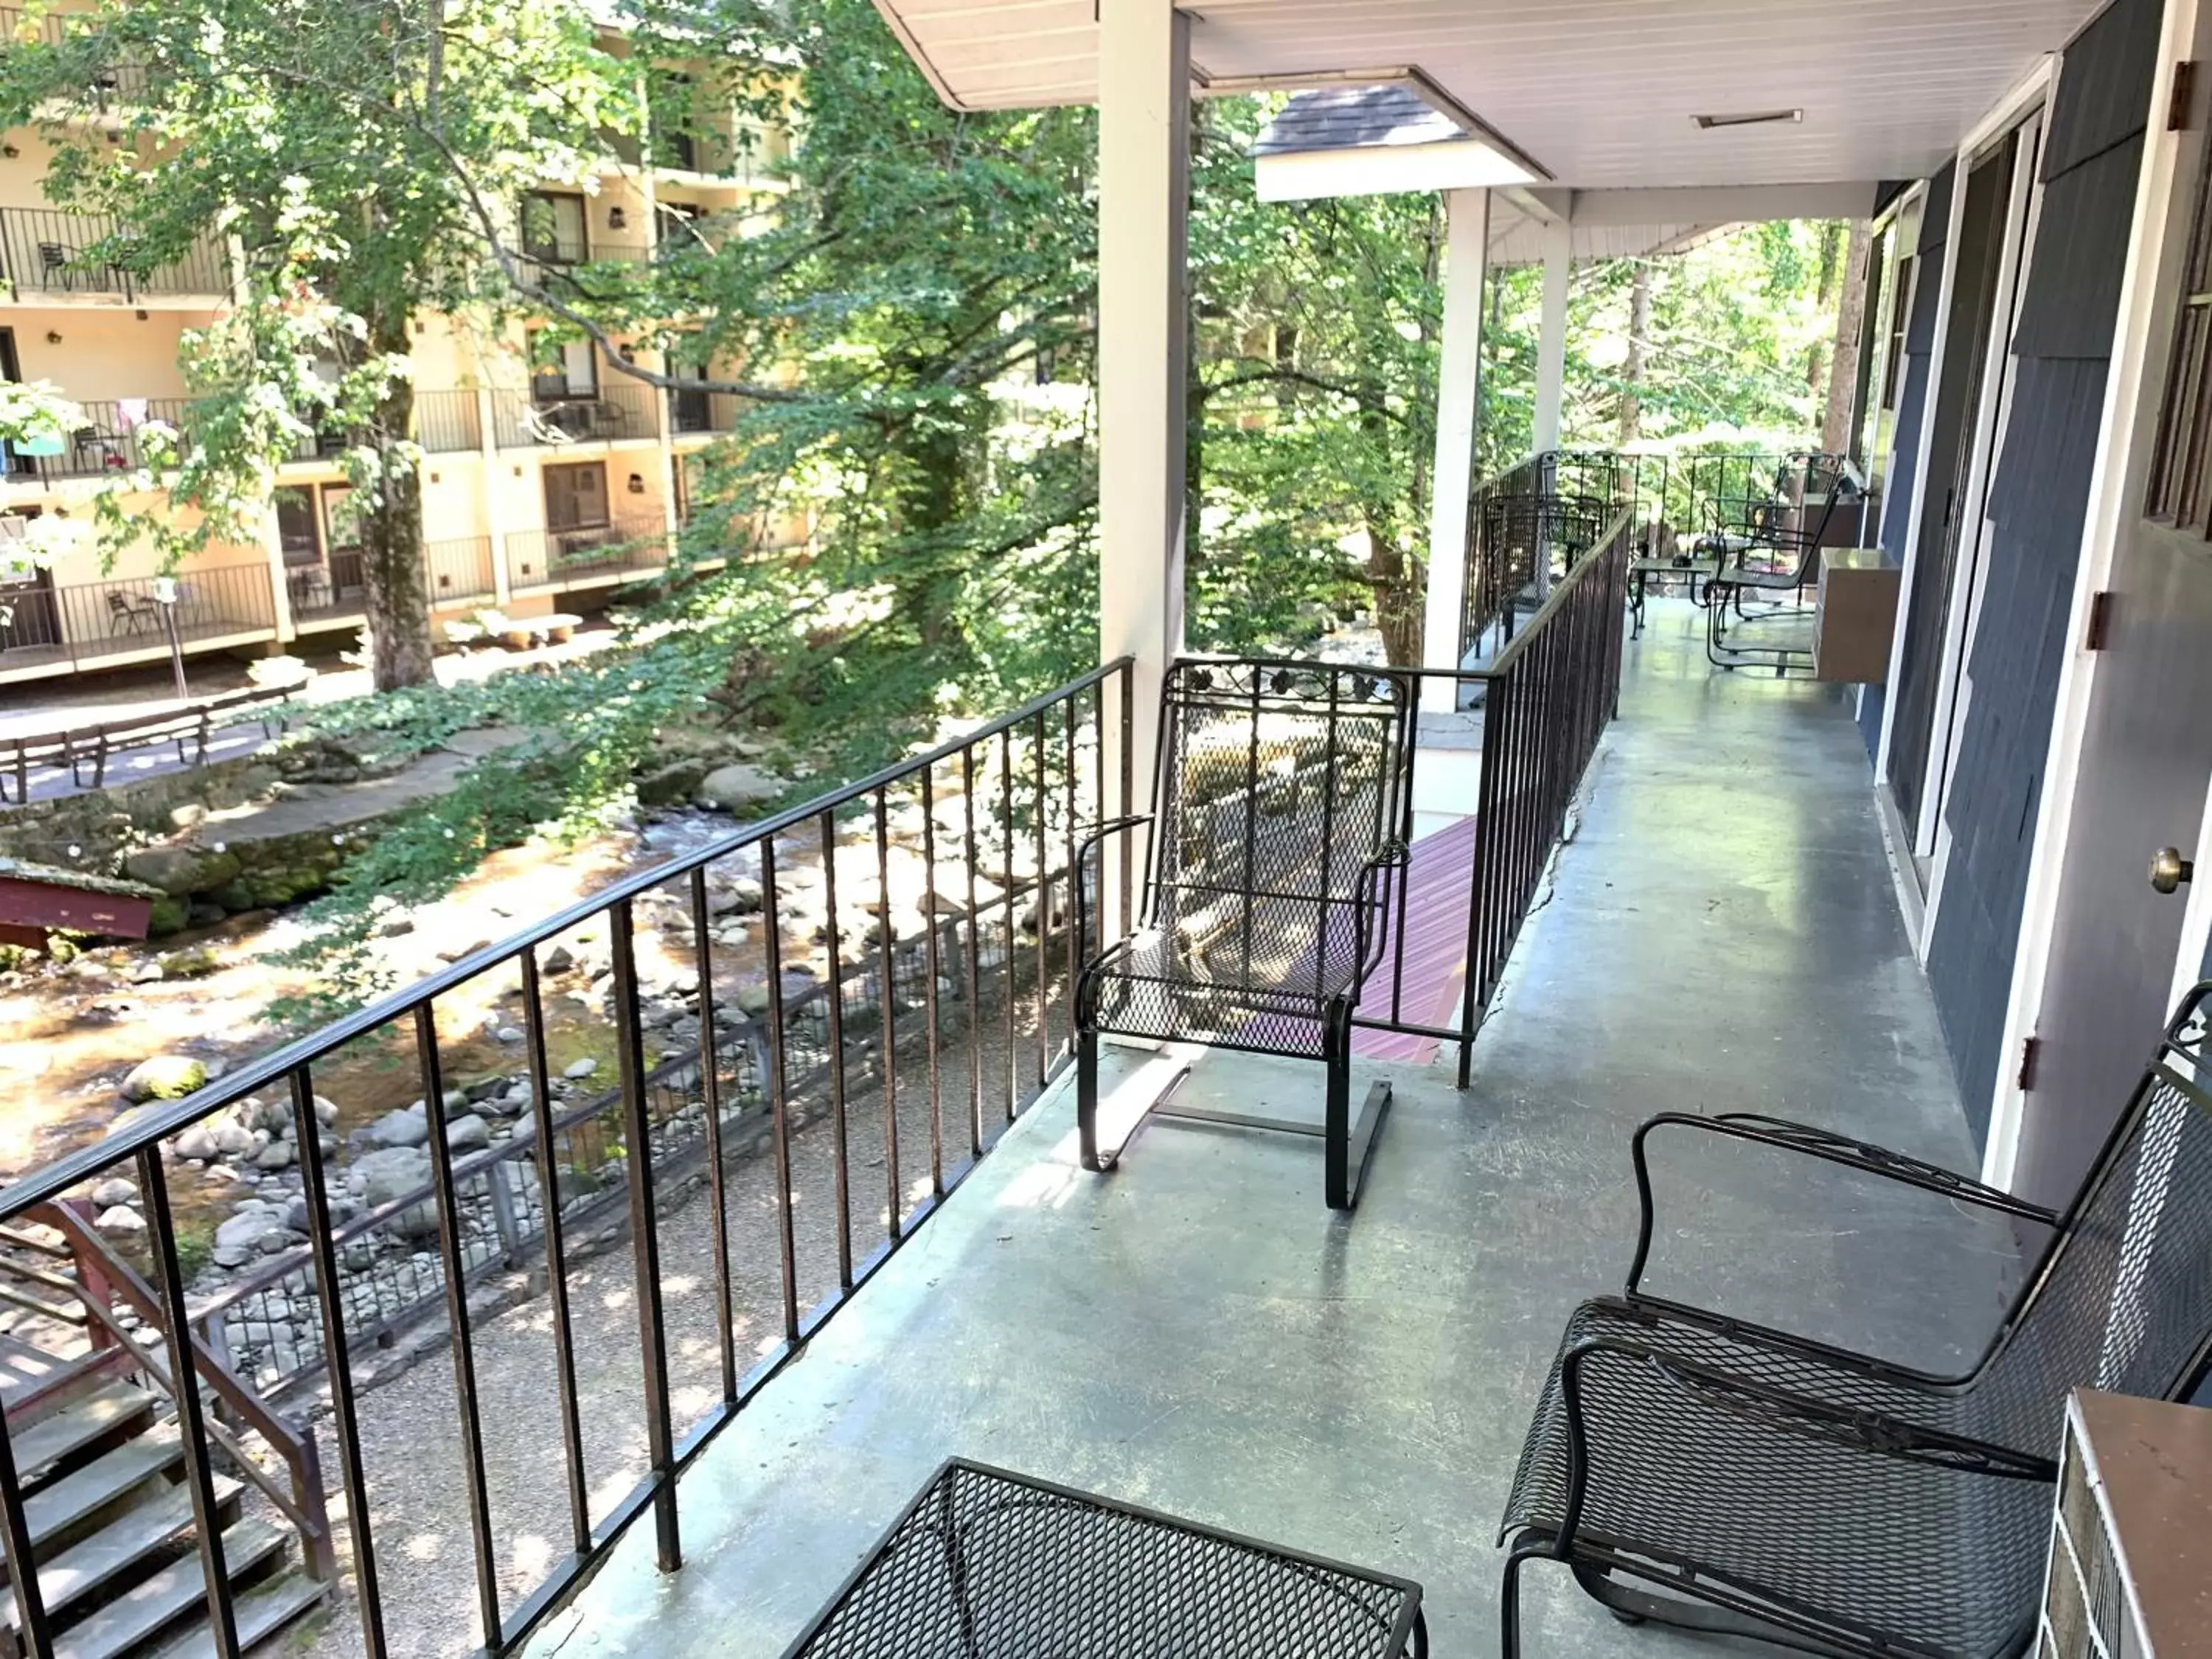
[779,1460,1426,1658]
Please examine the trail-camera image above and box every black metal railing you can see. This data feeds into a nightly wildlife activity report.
[668,388,742,436]
[491,384,658,448]
[504,515,669,588]
[417,390,484,453]
[0,207,226,298]
[1,396,197,482]
[287,549,366,625]
[0,659,1135,1659]
[0,563,279,674]
[425,534,498,604]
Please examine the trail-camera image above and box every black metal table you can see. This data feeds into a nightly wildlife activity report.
[779,1459,1428,1658]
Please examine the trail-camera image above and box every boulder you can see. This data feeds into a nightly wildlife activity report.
[89,1177,139,1208]
[157,947,220,978]
[172,1124,220,1162]
[636,758,711,807]
[313,1095,340,1127]
[210,1118,257,1158]
[354,1146,433,1209]
[366,1105,430,1149]
[253,1139,296,1170]
[145,895,190,937]
[95,1205,146,1235]
[692,764,788,815]
[563,1057,598,1080]
[119,1055,206,1104]
[542,945,576,974]
[445,1114,491,1153]
[122,845,244,898]
[214,1211,284,1254]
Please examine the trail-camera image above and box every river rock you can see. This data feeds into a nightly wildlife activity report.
[693,764,787,815]
[119,1054,206,1104]
[215,1211,285,1254]
[122,844,245,897]
[254,1138,296,1170]
[563,1057,598,1079]
[355,1146,432,1208]
[366,1105,430,1148]
[212,1118,257,1157]
[94,1205,146,1234]
[313,1095,340,1127]
[91,1177,139,1208]
[542,945,576,973]
[445,1113,491,1152]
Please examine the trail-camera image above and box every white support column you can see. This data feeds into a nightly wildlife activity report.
[1531,219,1571,454]
[1419,187,1489,714]
[1097,0,1190,929]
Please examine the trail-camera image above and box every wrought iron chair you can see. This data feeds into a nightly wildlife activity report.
[1704,453,1859,674]
[1074,658,1415,1210]
[1498,986,2212,1659]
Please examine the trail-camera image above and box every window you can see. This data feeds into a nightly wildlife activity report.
[543,462,608,532]
[528,330,598,401]
[521,191,588,265]
[2148,135,2212,527]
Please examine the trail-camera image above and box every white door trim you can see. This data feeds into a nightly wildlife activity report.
[1983,6,2199,1191]
[1875,156,1971,781]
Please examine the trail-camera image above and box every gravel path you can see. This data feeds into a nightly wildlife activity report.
[293,992,1059,1659]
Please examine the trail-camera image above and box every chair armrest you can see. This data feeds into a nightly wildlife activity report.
[1350,840,1412,981]
[1073,813,1152,966]
[1625,1111,2055,1295]
[1549,1336,2055,1554]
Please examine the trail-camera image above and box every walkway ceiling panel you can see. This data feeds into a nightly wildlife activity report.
[872,0,2101,189]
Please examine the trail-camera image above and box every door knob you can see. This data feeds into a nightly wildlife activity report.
[2150,846,2195,894]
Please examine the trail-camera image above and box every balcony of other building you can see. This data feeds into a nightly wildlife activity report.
[0,208,227,303]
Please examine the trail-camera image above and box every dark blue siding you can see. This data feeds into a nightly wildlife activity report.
[1922,0,2160,1147]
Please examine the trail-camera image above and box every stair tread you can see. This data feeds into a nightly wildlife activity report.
[0,1472,245,1627]
[6,1385,159,1483]
[3,1433,186,1562]
[49,1520,286,1659]
[143,1572,327,1659]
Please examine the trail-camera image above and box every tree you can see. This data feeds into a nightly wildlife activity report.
[1821,220,1874,457]
[0,0,645,689]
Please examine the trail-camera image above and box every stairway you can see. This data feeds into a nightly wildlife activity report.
[1,1329,327,1659]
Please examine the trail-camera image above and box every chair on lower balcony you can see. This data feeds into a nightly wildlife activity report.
[1074,658,1415,1211]
[1497,985,2212,1659]
[1703,453,1860,673]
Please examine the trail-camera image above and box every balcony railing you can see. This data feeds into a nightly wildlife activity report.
[0,659,1137,1658]
[425,533,498,604]
[504,514,669,588]
[0,207,226,298]
[490,384,658,448]
[286,549,366,625]
[416,389,483,454]
[668,388,742,436]
[0,562,277,672]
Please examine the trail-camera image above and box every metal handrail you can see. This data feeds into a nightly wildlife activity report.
[0,655,1132,1220]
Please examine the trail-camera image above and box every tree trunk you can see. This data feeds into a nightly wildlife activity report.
[1821,219,1875,458]
[1618,265,1650,446]
[359,307,435,692]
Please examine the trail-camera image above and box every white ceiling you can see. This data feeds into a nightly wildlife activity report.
[869,0,2107,188]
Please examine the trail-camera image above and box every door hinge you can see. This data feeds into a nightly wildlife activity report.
[2018,1035,2042,1092]
[2171,60,2199,131]
[2084,590,2115,650]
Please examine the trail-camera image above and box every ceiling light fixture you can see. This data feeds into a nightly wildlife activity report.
[1694,108,1804,130]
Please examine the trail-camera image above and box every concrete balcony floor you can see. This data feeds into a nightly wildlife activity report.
[526,599,2021,1659]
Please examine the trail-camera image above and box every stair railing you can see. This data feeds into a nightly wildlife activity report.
[29,1200,335,1580]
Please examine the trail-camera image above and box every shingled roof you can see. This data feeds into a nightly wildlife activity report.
[1249,85,1468,158]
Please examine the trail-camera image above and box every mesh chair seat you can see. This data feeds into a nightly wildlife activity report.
[1503,1301,2047,1659]
[1498,999,2212,1658]
[1088,911,1364,1057]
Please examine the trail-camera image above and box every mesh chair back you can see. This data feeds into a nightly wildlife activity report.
[1146,660,1413,1006]
[1975,996,2212,1449]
